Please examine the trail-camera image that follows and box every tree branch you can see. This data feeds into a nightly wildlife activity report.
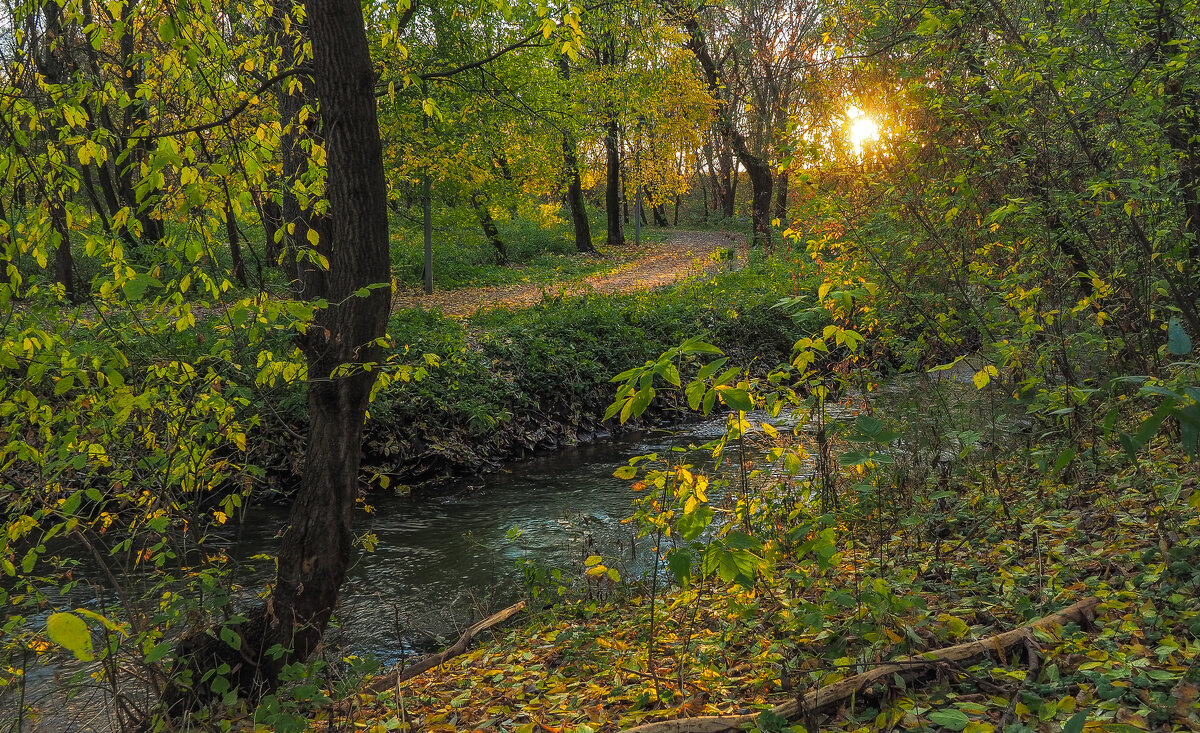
[130,67,313,140]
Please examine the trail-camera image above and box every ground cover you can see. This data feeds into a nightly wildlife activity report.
[329,378,1200,733]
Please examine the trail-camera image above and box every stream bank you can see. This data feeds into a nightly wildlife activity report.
[250,252,817,494]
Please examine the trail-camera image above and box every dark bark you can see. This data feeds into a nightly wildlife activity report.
[774,169,789,223]
[471,192,508,264]
[653,202,668,227]
[50,204,77,303]
[686,17,771,245]
[224,186,248,287]
[258,194,284,263]
[35,3,78,301]
[269,0,322,294]
[164,0,391,711]
[718,137,737,218]
[605,118,624,246]
[558,58,595,254]
[493,154,520,218]
[115,1,163,249]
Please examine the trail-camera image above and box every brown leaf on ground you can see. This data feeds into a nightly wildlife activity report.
[392,230,745,317]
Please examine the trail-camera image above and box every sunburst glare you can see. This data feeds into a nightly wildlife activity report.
[846,105,879,155]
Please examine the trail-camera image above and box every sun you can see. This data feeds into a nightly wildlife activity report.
[846,106,879,154]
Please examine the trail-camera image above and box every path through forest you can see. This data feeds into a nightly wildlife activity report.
[392,229,745,316]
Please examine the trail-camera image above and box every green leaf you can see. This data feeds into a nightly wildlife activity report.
[157,17,177,43]
[661,362,681,387]
[719,387,753,411]
[629,386,655,418]
[47,612,94,661]
[122,273,162,302]
[838,451,872,466]
[696,357,729,380]
[680,339,722,355]
[755,709,791,732]
[855,415,884,437]
[613,465,637,480]
[1062,711,1088,733]
[927,708,970,731]
[666,549,693,585]
[220,626,241,651]
[1168,317,1192,355]
[144,641,172,664]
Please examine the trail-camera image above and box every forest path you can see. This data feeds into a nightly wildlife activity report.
[391,229,745,317]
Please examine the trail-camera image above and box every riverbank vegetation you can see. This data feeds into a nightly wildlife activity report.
[2,0,1200,730]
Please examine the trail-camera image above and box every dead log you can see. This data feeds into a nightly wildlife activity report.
[362,600,526,694]
[621,596,1100,733]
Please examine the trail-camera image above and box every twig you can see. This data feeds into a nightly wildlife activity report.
[360,600,526,694]
[130,67,312,139]
[621,596,1099,733]
[999,637,1040,729]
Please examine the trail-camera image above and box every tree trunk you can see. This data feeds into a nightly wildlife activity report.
[720,140,737,218]
[685,17,772,248]
[35,4,79,301]
[116,1,164,250]
[471,192,508,263]
[224,185,248,287]
[164,0,391,711]
[559,58,595,254]
[269,0,322,294]
[742,153,773,249]
[51,203,78,304]
[774,169,789,223]
[605,118,624,246]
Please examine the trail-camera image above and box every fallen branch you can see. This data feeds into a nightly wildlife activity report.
[362,600,526,694]
[621,596,1100,733]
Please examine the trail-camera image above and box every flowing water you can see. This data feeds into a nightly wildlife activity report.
[6,363,1019,731]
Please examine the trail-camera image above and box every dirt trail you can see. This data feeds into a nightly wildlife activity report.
[391,229,744,317]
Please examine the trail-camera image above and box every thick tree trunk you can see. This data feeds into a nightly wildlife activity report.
[563,139,595,253]
[270,0,392,678]
[605,119,624,246]
[743,155,773,248]
[164,0,391,712]
[558,58,595,254]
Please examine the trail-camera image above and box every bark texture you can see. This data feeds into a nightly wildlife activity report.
[605,118,625,246]
[559,58,596,254]
[684,16,772,248]
[163,0,390,712]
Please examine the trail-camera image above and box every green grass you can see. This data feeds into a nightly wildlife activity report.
[388,207,665,291]
[363,249,820,483]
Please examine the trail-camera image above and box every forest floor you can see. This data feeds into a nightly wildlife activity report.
[328,401,1200,733]
[391,230,746,316]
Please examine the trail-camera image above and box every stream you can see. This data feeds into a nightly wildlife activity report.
[6,363,1017,731]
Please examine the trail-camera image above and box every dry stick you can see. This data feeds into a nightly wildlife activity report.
[361,600,526,694]
[620,596,1100,733]
[999,636,1041,729]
